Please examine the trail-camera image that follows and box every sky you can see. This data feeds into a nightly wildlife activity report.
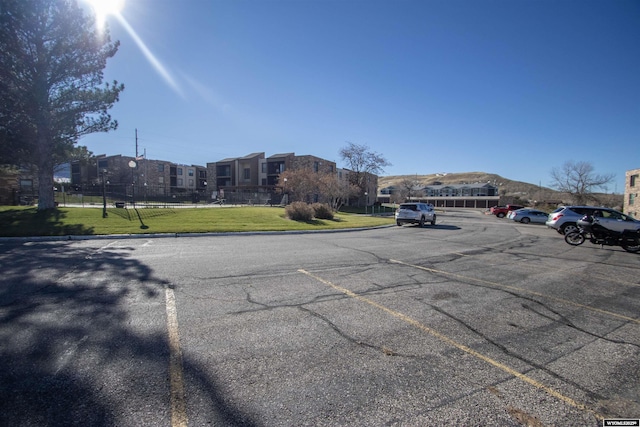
[79,0,640,193]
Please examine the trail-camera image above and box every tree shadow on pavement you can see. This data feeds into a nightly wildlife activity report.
[0,241,258,426]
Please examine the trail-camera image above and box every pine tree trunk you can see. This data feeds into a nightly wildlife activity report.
[36,119,55,210]
[37,166,55,210]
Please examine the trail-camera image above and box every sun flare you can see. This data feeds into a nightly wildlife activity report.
[84,0,125,28]
[82,0,183,96]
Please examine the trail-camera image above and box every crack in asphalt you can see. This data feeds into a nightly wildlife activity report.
[426,303,606,403]
[298,307,420,358]
[405,260,640,351]
[520,302,640,349]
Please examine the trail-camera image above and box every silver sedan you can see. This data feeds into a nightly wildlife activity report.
[507,208,548,224]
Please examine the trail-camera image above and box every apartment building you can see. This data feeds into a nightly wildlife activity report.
[378,182,500,208]
[625,168,639,218]
[170,164,207,194]
[0,166,36,205]
[206,152,339,203]
[208,152,266,190]
[265,153,295,187]
[70,154,207,201]
[4,150,366,205]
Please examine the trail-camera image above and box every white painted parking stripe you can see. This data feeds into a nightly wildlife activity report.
[166,286,188,427]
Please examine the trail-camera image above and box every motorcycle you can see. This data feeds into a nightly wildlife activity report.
[564,215,640,253]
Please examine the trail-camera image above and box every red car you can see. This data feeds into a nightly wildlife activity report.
[490,204,525,218]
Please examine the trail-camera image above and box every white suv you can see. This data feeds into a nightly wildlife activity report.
[395,203,436,227]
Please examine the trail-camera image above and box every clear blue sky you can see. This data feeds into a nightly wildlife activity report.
[80,0,639,193]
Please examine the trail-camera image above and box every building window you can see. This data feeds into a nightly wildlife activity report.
[630,193,636,205]
[158,164,164,173]
[188,169,194,176]
[189,179,194,187]
[177,178,183,186]
[244,168,251,180]
[262,163,267,173]
[631,175,638,187]
[98,159,108,169]
[159,176,164,184]
[314,161,319,172]
[178,168,183,176]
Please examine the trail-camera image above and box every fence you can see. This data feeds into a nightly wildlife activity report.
[52,184,285,207]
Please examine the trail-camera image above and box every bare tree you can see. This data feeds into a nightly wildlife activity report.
[318,173,359,211]
[278,169,318,203]
[398,178,422,202]
[339,142,391,194]
[550,161,614,205]
[278,169,357,209]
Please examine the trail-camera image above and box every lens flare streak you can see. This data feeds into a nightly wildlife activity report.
[113,13,184,97]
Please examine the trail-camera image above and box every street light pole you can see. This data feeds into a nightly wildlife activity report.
[128,160,136,208]
[364,192,368,214]
[101,169,108,218]
[283,178,288,205]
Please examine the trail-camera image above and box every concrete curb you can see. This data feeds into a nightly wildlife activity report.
[0,224,396,243]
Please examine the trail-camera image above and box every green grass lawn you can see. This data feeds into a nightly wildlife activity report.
[0,206,394,237]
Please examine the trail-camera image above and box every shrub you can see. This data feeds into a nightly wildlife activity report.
[312,203,334,220]
[285,201,314,221]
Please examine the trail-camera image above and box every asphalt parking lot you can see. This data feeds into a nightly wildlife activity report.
[1,209,638,426]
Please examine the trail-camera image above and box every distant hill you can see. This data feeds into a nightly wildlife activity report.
[379,172,552,198]
[379,172,623,208]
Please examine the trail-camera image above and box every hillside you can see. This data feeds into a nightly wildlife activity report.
[379,172,551,198]
[378,172,623,208]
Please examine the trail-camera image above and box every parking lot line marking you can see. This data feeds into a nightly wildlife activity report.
[166,286,188,427]
[389,259,640,324]
[298,269,604,421]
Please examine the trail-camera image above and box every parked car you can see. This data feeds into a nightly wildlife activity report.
[507,208,548,224]
[490,204,525,218]
[395,203,436,227]
[546,206,640,234]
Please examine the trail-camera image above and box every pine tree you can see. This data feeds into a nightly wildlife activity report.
[0,0,124,209]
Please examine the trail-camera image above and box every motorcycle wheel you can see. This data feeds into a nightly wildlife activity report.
[564,231,585,246]
[621,238,640,253]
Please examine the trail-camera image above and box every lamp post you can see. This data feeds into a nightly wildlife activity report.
[283,178,288,205]
[364,192,368,214]
[203,181,207,204]
[101,168,108,218]
[128,160,137,208]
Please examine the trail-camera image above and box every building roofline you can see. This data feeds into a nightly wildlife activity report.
[267,153,295,159]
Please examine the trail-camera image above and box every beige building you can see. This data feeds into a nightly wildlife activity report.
[624,168,639,218]
[207,152,340,204]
